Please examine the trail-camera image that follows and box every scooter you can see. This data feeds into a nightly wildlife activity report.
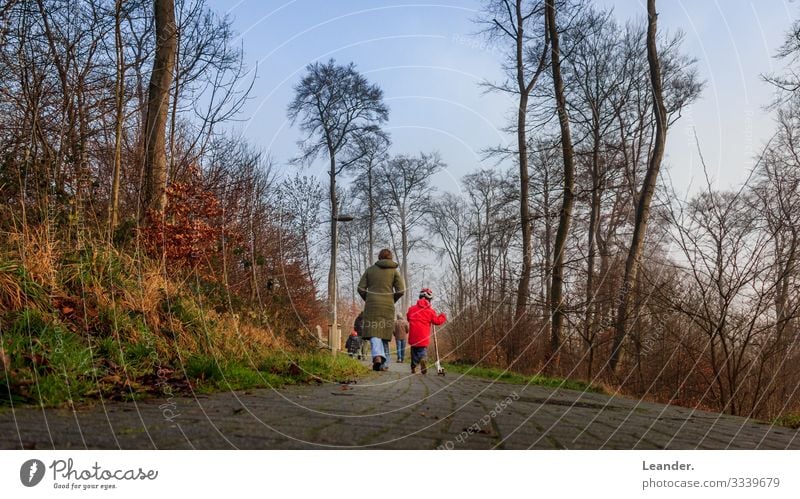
[433,324,445,376]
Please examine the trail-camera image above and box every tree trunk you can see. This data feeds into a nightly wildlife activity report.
[348,232,356,303]
[76,83,89,240]
[583,126,601,376]
[546,0,577,366]
[250,201,258,302]
[169,19,181,180]
[303,226,316,291]
[368,161,374,262]
[591,236,611,378]
[543,164,553,323]
[513,0,533,328]
[401,216,410,312]
[143,0,177,216]
[328,153,338,337]
[515,91,533,331]
[609,0,668,373]
[109,0,125,236]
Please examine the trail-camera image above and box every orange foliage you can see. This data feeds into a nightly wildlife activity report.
[140,167,233,268]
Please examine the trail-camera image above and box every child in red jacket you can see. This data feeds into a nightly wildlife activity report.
[407,288,447,374]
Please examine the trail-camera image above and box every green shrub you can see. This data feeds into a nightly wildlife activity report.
[185,355,223,381]
[774,413,800,429]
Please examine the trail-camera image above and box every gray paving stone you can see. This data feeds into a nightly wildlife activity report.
[1,361,798,449]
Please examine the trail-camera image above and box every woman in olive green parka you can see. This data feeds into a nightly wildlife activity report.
[357,248,405,371]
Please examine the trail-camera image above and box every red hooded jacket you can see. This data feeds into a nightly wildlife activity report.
[407,298,447,347]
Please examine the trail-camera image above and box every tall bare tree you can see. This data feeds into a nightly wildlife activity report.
[668,183,775,415]
[562,9,622,375]
[374,153,443,311]
[545,0,577,366]
[142,0,177,215]
[287,59,388,335]
[609,0,668,373]
[346,130,390,263]
[280,173,325,292]
[462,168,519,363]
[109,0,125,234]
[426,192,474,312]
[528,138,561,329]
[479,0,550,325]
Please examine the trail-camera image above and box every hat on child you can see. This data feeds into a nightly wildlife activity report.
[419,288,433,300]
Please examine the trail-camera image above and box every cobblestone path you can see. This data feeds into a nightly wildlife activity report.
[1,361,797,449]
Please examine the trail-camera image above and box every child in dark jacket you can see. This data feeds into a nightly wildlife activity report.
[406,288,447,374]
[345,330,361,358]
[354,312,367,360]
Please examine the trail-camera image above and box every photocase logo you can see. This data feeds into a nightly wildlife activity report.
[20,459,45,487]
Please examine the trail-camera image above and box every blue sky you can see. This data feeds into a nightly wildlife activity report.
[207,0,796,195]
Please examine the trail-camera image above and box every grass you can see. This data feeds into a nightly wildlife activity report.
[773,413,800,429]
[0,260,49,311]
[0,234,366,408]
[1,316,367,406]
[1,309,97,406]
[186,352,366,393]
[444,362,606,394]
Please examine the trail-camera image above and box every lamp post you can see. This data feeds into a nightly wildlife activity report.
[329,213,354,355]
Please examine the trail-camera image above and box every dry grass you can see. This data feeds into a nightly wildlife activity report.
[0,261,24,311]
[209,316,287,359]
[0,225,334,407]
[1,226,290,362]
[6,225,60,288]
[119,263,176,332]
[0,226,58,311]
[0,346,10,372]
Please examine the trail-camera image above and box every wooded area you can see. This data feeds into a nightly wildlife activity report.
[1,0,800,423]
[0,0,326,404]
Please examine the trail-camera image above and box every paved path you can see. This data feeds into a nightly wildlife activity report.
[1,361,798,449]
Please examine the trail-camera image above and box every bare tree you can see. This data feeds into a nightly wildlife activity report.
[345,130,390,262]
[279,173,325,292]
[460,168,519,364]
[528,138,561,327]
[545,0,578,366]
[109,0,125,234]
[287,59,388,334]
[142,0,177,215]
[374,152,443,311]
[763,13,800,100]
[167,0,252,179]
[609,0,668,373]
[751,101,800,409]
[479,0,550,324]
[669,185,775,415]
[426,192,474,312]
[561,8,623,376]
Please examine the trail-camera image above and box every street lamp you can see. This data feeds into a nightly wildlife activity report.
[329,213,354,355]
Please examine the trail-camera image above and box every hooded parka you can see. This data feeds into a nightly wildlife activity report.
[357,259,406,340]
